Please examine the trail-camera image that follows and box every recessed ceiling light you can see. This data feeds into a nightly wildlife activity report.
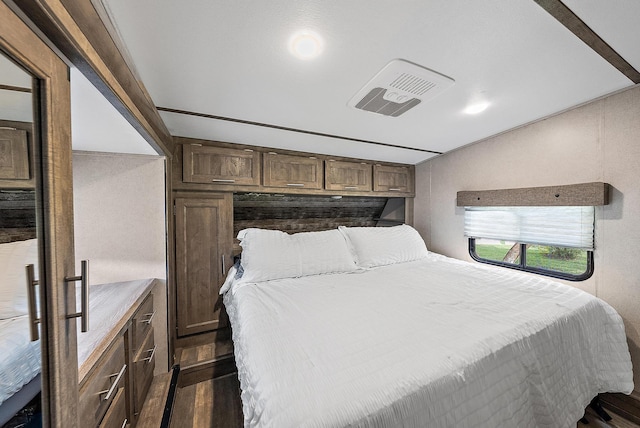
[289,30,324,60]
[463,101,490,115]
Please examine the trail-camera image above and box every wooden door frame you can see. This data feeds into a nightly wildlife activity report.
[1,2,78,426]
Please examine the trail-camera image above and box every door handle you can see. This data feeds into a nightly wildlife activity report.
[65,260,90,332]
[25,264,40,342]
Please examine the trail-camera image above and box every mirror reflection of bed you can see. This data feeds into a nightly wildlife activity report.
[0,50,42,427]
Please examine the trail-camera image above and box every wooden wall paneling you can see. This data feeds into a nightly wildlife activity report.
[0,189,36,243]
[233,193,387,237]
[14,0,174,156]
[456,182,609,207]
[174,193,232,337]
[1,3,79,425]
[325,159,372,191]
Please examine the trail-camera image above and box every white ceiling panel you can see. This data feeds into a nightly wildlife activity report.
[71,67,158,155]
[563,0,640,72]
[160,110,438,165]
[103,0,637,164]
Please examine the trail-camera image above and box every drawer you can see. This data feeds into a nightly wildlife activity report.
[98,387,128,428]
[131,295,154,354]
[79,336,127,427]
[133,327,156,415]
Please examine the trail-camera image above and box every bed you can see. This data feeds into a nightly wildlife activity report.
[0,238,41,426]
[221,225,634,428]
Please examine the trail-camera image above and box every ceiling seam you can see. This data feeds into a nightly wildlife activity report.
[156,106,443,155]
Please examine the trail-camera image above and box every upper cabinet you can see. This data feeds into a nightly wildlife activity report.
[183,144,260,186]
[373,164,414,194]
[0,128,29,181]
[262,152,323,190]
[325,160,372,192]
[174,137,415,197]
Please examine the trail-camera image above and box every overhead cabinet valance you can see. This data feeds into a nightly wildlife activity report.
[457,182,609,207]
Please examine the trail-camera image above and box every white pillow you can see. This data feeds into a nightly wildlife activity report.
[339,225,428,268]
[0,239,38,319]
[237,228,357,283]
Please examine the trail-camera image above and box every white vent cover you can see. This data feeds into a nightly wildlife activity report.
[348,59,455,117]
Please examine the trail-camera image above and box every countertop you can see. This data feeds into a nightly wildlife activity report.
[76,278,157,382]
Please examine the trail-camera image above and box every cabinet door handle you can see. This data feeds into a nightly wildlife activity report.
[25,264,40,342]
[139,311,155,325]
[99,364,127,401]
[121,419,128,428]
[286,183,304,187]
[65,260,90,332]
[141,345,157,364]
[212,179,235,183]
[221,254,226,273]
[344,186,358,190]
[389,188,401,191]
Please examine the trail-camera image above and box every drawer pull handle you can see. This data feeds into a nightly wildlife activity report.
[140,311,155,325]
[99,364,127,401]
[25,264,40,342]
[344,186,358,190]
[121,419,128,428]
[389,188,401,191]
[141,345,157,364]
[286,183,304,187]
[212,179,235,183]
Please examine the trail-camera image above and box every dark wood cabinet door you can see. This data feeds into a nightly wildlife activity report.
[175,194,232,336]
[183,144,260,185]
[263,152,323,189]
[373,164,415,194]
[325,160,372,191]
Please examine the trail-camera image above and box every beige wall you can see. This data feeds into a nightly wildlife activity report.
[414,84,640,395]
[72,151,167,284]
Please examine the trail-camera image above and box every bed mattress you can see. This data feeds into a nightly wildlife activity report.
[0,315,41,406]
[223,253,633,428]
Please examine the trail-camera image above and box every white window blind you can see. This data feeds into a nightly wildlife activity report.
[464,206,595,250]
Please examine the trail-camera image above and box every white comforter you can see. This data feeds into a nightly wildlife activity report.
[223,253,633,428]
[0,315,40,406]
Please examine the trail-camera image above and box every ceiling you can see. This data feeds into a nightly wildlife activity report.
[0,53,157,155]
[101,0,640,164]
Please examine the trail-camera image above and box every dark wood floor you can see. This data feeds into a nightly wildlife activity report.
[170,373,243,428]
[168,373,639,428]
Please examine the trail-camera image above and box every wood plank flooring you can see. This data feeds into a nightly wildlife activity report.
[169,374,639,428]
[170,373,243,428]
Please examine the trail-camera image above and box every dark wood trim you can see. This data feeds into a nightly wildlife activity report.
[457,182,609,207]
[158,107,443,155]
[1,2,79,426]
[0,83,31,93]
[13,0,174,156]
[533,0,640,84]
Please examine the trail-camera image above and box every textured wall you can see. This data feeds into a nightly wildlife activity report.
[414,85,640,395]
[72,151,167,284]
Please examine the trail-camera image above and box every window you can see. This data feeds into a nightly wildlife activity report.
[464,206,594,281]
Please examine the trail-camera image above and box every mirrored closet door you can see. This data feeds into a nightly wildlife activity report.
[1,3,80,426]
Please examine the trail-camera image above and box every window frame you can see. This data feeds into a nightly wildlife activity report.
[468,238,594,281]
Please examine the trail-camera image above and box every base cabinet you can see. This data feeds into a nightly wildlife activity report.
[79,294,156,427]
[174,193,232,337]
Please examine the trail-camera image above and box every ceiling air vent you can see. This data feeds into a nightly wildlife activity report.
[348,59,455,117]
